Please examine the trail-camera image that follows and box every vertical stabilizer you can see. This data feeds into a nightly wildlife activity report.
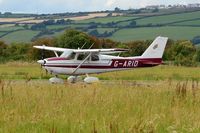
[141,36,168,58]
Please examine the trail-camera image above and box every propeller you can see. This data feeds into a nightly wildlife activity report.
[41,45,45,60]
[38,45,47,78]
[38,45,46,66]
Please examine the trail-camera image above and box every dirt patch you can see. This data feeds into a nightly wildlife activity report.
[0,17,34,23]
[66,13,109,21]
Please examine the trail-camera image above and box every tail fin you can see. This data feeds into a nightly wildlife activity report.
[141,36,168,58]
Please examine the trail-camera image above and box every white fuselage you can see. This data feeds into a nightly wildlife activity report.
[42,54,161,76]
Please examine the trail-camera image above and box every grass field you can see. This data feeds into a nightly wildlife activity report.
[1,62,200,132]
[172,19,200,26]
[110,26,200,42]
[46,25,69,30]
[0,26,24,32]
[46,24,89,30]
[0,32,6,36]
[1,30,40,43]
[2,62,200,81]
[68,24,89,28]
[136,11,200,25]
[96,28,115,34]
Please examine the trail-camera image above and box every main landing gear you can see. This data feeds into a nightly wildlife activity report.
[49,76,64,84]
[67,74,99,84]
[83,74,99,84]
[49,74,99,84]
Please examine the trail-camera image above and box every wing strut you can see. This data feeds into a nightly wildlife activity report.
[54,51,59,57]
[71,53,92,75]
[80,42,87,49]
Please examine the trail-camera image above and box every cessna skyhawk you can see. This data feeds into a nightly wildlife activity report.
[34,36,168,83]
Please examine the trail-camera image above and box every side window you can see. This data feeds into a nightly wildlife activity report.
[91,54,99,61]
[68,52,76,60]
[77,53,89,60]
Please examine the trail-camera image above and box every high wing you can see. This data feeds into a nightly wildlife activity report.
[33,46,128,54]
[33,46,70,52]
[73,48,128,54]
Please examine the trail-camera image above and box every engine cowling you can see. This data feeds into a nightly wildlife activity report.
[84,77,99,84]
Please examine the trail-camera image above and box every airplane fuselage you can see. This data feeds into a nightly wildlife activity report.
[42,55,162,76]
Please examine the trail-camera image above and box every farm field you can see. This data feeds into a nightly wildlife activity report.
[46,25,69,30]
[77,16,138,24]
[110,26,200,42]
[1,62,200,132]
[1,10,200,43]
[0,26,24,32]
[0,32,5,36]
[135,11,200,25]
[0,17,34,23]
[172,19,200,26]
[1,30,40,43]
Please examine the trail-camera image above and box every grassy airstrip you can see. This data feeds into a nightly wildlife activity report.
[1,62,200,132]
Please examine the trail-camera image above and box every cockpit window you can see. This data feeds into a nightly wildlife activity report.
[91,54,99,61]
[77,53,89,60]
[60,50,73,58]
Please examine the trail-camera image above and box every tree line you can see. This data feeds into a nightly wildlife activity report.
[0,29,200,66]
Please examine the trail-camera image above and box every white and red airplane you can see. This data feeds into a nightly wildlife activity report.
[34,36,168,83]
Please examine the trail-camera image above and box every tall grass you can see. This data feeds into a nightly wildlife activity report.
[1,80,200,133]
[1,63,200,81]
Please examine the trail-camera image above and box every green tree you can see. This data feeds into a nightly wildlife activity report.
[6,42,30,61]
[0,41,7,56]
[126,41,148,56]
[0,41,7,62]
[55,30,93,49]
[28,38,56,60]
[129,20,137,27]
[194,47,200,62]
[172,41,196,66]
[162,39,175,61]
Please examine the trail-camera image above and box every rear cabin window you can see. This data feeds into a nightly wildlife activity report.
[77,53,89,60]
[91,54,99,61]
[68,52,76,60]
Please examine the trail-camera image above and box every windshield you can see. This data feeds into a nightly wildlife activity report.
[60,50,74,58]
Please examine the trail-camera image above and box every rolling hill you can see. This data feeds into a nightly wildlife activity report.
[0,9,200,43]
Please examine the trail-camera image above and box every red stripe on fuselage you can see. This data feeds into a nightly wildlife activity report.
[43,58,162,69]
[47,57,69,61]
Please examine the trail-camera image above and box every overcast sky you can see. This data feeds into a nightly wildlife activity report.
[0,0,200,14]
